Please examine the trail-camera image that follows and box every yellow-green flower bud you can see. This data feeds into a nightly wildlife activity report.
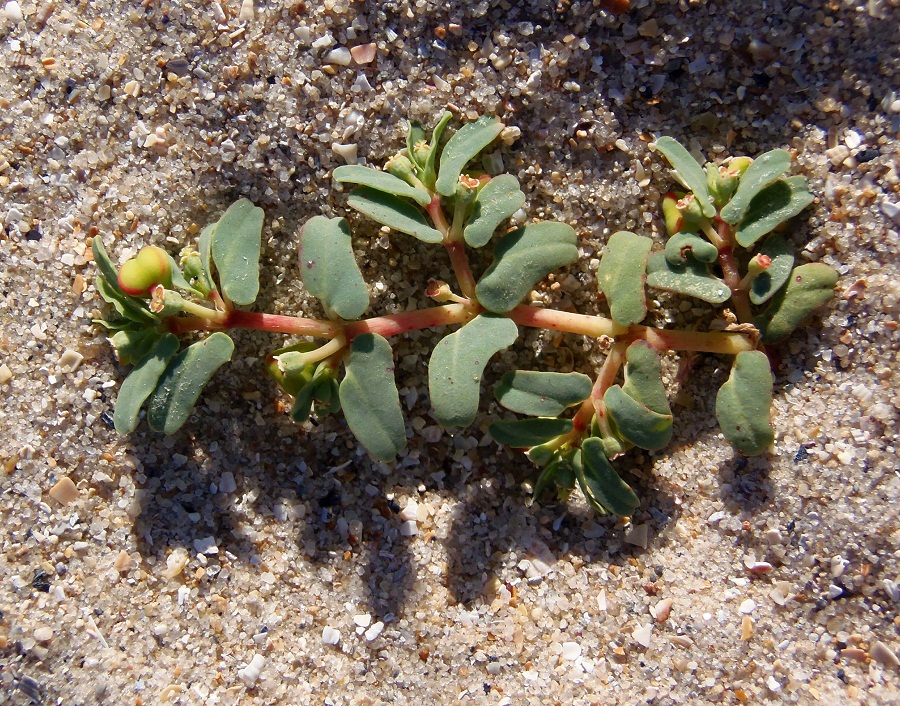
[117,245,172,297]
[386,154,418,186]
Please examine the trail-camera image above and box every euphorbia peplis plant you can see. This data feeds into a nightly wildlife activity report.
[93,114,837,518]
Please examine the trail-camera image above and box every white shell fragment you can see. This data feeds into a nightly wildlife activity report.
[739,599,757,614]
[238,0,254,23]
[322,626,340,645]
[633,623,653,648]
[324,48,352,66]
[3,1,23,23]
[237,653,266,686]
[58,349,84,372]
[162,548,189,579]
[364,621,384,641]
[870,641,900,668]
[561,641,581,660]
[332,143,358,164]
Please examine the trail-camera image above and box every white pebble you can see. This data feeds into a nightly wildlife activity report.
[353,613,371,628]
[237,653,266,686]
[624,523,648,549]
[766,676,782,692]
[210,1,226,23]
[364,621,384,641]
[33,626,54,643]
[633,623,653,648]
[739,599,756,614]
[331,143,357,164]
[162,548,189,579]
[324,48,352,66]
[322,626,340,645]
[830,555,848,577]
[399,520,417,536]
[58,349,84,372]
[844,129,862,150]
[596,589,607,612]
[399,499,418,522]
[827,584,844,599]
[870,640,900,668]
[3,1,23,23]
[883,579,900,602]
[218,471,237,494]
[193,536,219,555]
[238,0,254,22]
[561,641,581,660]
[882,199,900,224]
[0,363,11,384]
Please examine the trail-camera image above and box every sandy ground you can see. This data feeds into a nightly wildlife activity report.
[1,0,899,704]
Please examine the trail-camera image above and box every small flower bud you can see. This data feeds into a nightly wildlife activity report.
[117,245,173,296]
[149,284,186,315]
[662,192,684,235]
[454,174,480,205]
[707,163,740,206]
[385,154,419,186]
[411,139,431,166]
[747,253,772,278]
[180,248,212,295]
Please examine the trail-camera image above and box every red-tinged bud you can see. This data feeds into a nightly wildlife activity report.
[117,245,173,296]
[662,192,683,235]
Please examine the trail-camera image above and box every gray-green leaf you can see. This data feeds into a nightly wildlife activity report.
[646,252,731,305]
[749,234,794,305]
[596,230,653,325]
[339,333,406,462]
[578,437,641,516]
[664,231,719,265]
[429,314,519,428]
[489,418,574,448]
[463,174,526,248]
[476,222,578,313]
[655,137,716,218]
[494,370,593,417]
[620,341,671,416]
[211,198,264,306]
[333,165,431,206]
[604,385,673,451]
[347,187,442,243]
[720,149,791,226]
[298,216,369,320]
[148,332,235,434]
[96,275,158,325]
[111,327,163,366]
[755,263,838,342]
[735,176,814,248]
[422,111,453,190]
[435,115,504,197]
[114,333,180,434]
[715,350,774,455]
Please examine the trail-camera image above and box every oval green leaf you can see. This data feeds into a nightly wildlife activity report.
[298,216,369,320]
[621,341,671,416]
[715,350,774,455]
[197,221,216,289]
[406,119,427,166]
[113,333,180,434]
[655,137,715,218]
[735,176,815,248]
[646,252,731,305]
[211,198,264,306]
[604,385,673,451]
[111,327,163,367]
[664,231,718,265]
[339,333,406,462]
[333,165,431,206]
[749,233,795,305]
[578,437,641,516]
[596,230,653,325]
[429,314,519,428]
[720,149,791,226]
[435,115,504,197]
[494,370,593,417]
[463,174,526,248]
[148,332,235,434]
[755,263,838,342]
[476,222,578,313]
[96,275,159,325]
[347,187,442,243]
[92,237,126,296]
[489,418,574,448]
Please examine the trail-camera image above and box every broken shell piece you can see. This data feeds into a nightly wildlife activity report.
[870,641,900,668]
[114,551,134,572]
[741,615,754,641]
[237,653,266,685]
[161,547,189,579]
[238,0,254,22]
[49,477,79,504]
[633,622,653,648]
[324,47,352,66]
[332,143,358,164]
[58,349,84,372]
[651,598,673,623]
[322,626,340,645]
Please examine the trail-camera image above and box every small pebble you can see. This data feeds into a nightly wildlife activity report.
[870,641,900,668]
[399,499,418,522]
[161,548,189,579]
[740,615,754,641]
[324,48,352,66]
[49,477,79,504]
[651,598,673,623]
[399,520,417,537]
[3,1,23,23]
[0,363,11,384]
[322,626,340,645]
[350,43,377,64]
[193,537,219,555]
[739,599,756,614]
[218,471,237,494]
[624,523,648,549]
[831,555,848,577]
[364,621,384,641]
[826,584,844,599]
[237,654,266,685]
[58,349,84,372]
[238,0,254,22]
[353,613,371,628]
[561,641,581,660]
[34,626,54,643]
[331,143,357,164]
[882,579,900,602]
[113,551,134,572]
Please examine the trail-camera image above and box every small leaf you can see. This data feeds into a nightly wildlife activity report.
[211,198,264,306]
[620,341,671,416]
[664,231,718,265]
[406,119,426,165]
[735,176,814,248]
[111,327,163,366]
[333,165,431,206]
[435,115,504,197]
[646,252,731,304]
[92,237,126,296]
[533,452,578,499]
[577,437,641,516]
[197,221,216,288]
[715,350,774,454]
[604,385,673,451]
[489,418,574,447]
[148,332,235,434]
[292,367,339,424]
[755,263,838,342]
[749,234,794,305]
[495,370,593,417]
[347,187,443,243]
[96,276,158,325]
[298,216,369,320]
[596,230,653,325]
[421,111,453,189]
[654,137,715,218]
[339,333,407,462]
[476,222,578,313]
[429,314,519,428]
[113,333,180,434]
[463,174,526,248]
[720,149,791,225]
[532,458,563,499]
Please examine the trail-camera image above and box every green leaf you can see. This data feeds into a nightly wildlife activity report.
[111,327,163,366]
[735,176,814,248]
[596,230,653,325]
[406,119,426,165]
[749,234,794,305]
[435,115,504,197]
[421,111,453,190]
[292,366,340,424]
[463,174,526,248]
[646,252,731,305]
[655,137,716,218]
[347,187,442,243]
[494,370,593,417]
[92,237,126,296]
[148,332,235,434]
[577,438,641,516]
[96,275,158,325]
[429,314,519,428]
[198,221,216,289]
[476,222,578,313]
[620,341,671,416]
[298,216,369,320]
[664,231,718,265]
[533,451,578,500]
[211,198,264,306]
[333,165,431,206]
[113,333,180,434]
[720,149,792,226]
[755,263,838,342]
[604,385,673,451]
[339,333,407,462]
[490,418,573,448]
[715,350,774,455]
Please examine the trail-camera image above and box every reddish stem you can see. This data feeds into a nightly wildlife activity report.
[508,305,626,338]
[443,241,478,299]
[716,220,754,324]
[345,303,475,339]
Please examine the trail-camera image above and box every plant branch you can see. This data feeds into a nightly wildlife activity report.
[344,303,476,339]
[507,305,628,338]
